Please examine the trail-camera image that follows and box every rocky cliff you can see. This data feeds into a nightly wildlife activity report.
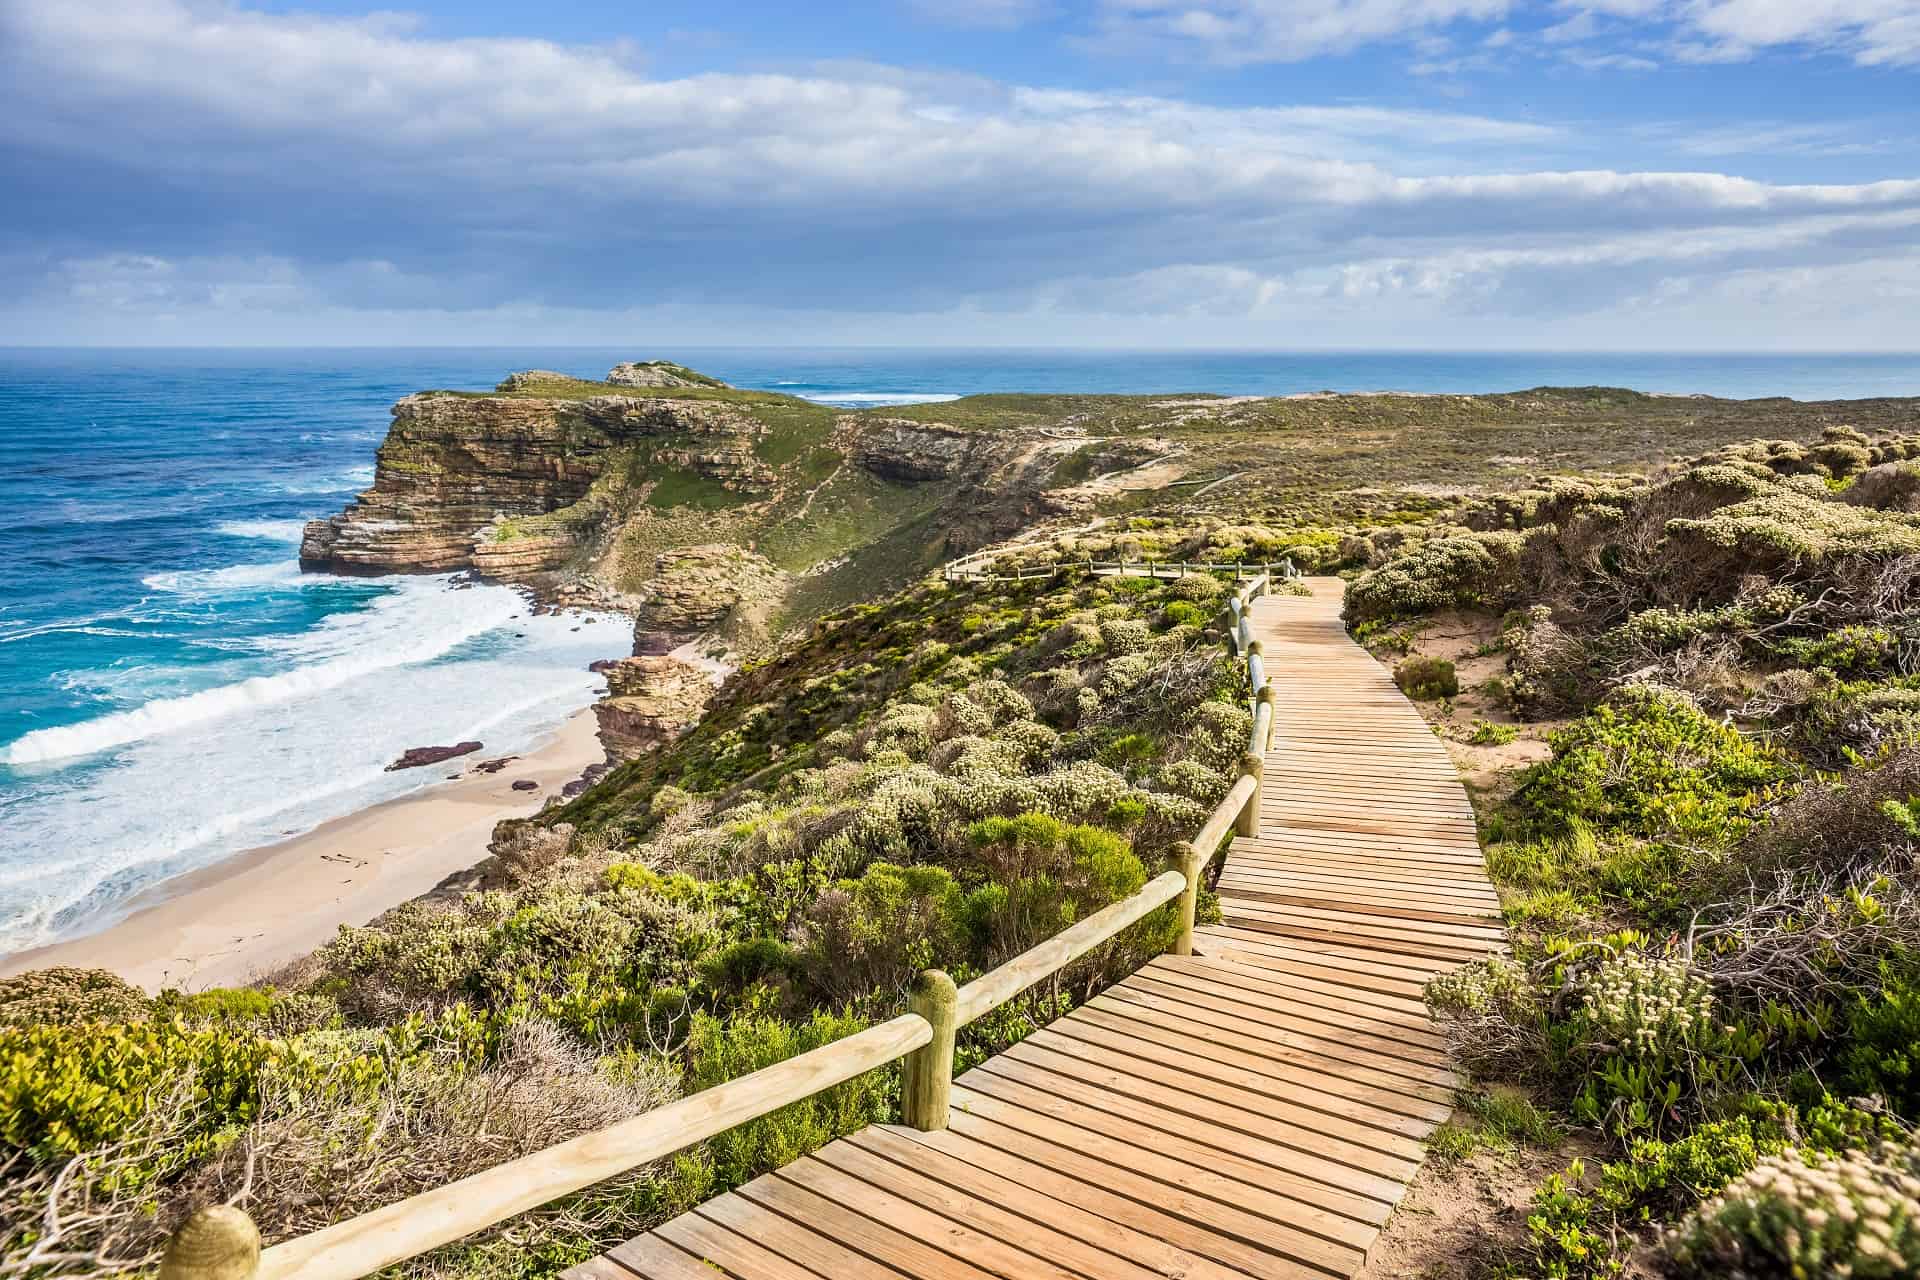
[299,376,779,575]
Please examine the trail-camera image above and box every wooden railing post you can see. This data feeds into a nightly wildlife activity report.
[1256,684,1276,752]
[160,1206,260,1280]
[1172,839,1205,957]
[901,969,958,1131]
[1235,752,1263,838]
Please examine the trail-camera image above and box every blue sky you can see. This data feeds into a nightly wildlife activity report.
[2,0,1917,348]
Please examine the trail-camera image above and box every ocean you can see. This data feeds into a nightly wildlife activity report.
[4,346,1918,956]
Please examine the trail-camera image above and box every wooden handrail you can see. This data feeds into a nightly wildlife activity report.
[953,869,1187,1024]
[248,1015,932,1280]
[166,550,1283,1279]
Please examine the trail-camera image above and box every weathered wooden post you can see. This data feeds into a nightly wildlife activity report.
[159,1206,260,1280]
[1256,684,1276,752]
[901,969,958,1131]
[1171,839,1205,957]
[1235,752,1263,839]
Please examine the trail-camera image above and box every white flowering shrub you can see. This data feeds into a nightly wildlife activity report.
[1099,618,1152,655]
[1140,791,1207,826]
[1031,761,1134,817]
[941,736,1026,779]
[941,691,994,736]
[1188,700,1254,770]
[1664,1140,1920,1279]
[864,702,937,760]
[1156,758,1227,803]
[1168,574,1225,603]
[968,678,1034,726]
[992,718,1060,763]
[1581,951,1715,1055]
[1424,956,1547,1074]
[1099,653,1155,697]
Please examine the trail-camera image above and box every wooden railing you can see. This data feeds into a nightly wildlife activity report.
[158,570,1281,1280]
[943,553,1298,584]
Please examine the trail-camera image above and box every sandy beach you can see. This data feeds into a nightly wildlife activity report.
[0,709,605,993]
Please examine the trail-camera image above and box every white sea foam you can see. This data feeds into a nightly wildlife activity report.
[217,519,309,543]
[140,560,310,594]
[3,577,527,765]
[271,465,375,494]
[0,577,627,952]
[801,392,961,406]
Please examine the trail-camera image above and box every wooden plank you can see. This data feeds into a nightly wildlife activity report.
[1015,1028,1431,1164]
[1062,1002,1451,1124]
[816,1137,1176,1280]
[947,1090,1370,1273]
[696,1190,911,1280]
[652,1213,821,1280]
[851,1126,1262,1280]
[969,1054,1411,1208]
[737,1170,1002,1280]
[775,1155,1086,1280]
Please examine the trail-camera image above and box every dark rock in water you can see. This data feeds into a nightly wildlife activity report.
[472,756,517,774]
[589,659,621,673]
[387,741,482,771]
[511,779,540,792]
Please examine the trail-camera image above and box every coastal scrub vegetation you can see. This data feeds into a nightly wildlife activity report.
[1353,427,1920,1275]
[0,570,1248,1276]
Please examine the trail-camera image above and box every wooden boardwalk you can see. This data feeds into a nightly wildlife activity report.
[572,579,1502,1280]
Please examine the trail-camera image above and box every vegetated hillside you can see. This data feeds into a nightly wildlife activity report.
[1342,428,1920,1277]
[0,567,1252,1277]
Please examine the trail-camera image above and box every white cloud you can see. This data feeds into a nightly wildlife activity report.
[0,0,1916,347]
[1089,0,1511,63]
[1568,0,1920,66]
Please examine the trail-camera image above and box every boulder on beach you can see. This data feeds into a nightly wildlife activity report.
[386,741,482,771]
[511,779,540,792]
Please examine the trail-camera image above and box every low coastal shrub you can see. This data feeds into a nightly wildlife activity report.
[1663,1140,1920,1278]
[1394,655,1459,700]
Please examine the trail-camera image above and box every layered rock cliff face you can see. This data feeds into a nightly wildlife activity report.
[299,380,777,575]
[593,655,720,761]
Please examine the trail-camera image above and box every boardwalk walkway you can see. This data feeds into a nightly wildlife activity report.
[572,579,1502,1280]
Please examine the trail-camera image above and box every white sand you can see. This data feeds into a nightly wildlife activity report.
[0,710,605,993]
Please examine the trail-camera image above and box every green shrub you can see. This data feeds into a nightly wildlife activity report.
[793,862,968,1003]
[0,1020,272,1164]
[1394,656,1459,700]
[659,1009,894,1208]
[1516,684,1787,846]
[1839,963,1920,1121]
[1344,530,1531,624]
[1468,718,1519,745]
[963,812,1158,964]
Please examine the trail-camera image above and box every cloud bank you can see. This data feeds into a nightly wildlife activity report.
[1,0,1916,347]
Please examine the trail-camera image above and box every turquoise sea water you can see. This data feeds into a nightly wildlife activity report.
[4,346,1918,954]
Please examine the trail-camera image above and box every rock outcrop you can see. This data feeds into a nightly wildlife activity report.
[387,741,482,771]
[606,361,730,390]
[300,391,777,575]
[638,546,788,638]
[852,419,978,482]
[593,655,719,761]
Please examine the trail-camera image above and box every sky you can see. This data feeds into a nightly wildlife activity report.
[1,0,1917,349]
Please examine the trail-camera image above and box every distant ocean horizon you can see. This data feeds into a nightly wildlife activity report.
[5,345,1919,955]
